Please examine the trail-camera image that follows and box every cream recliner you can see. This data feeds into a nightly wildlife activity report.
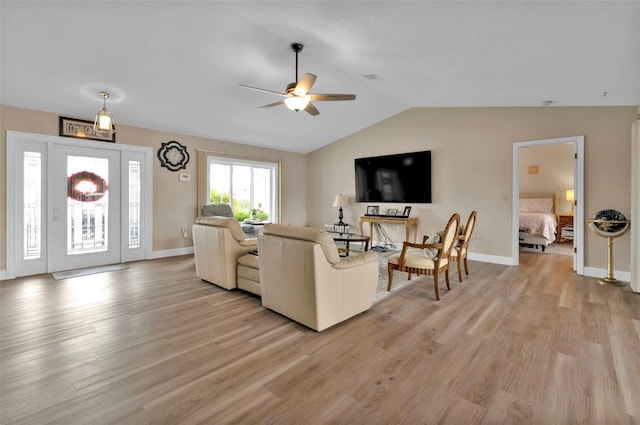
[258,224,379,331]
[192,216,257,290]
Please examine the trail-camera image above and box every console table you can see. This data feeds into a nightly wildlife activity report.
[359,216,419,243]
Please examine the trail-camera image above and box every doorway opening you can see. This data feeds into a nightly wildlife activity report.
[512,136,584,274]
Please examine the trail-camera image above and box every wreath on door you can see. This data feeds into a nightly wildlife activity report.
[67,171,108,202]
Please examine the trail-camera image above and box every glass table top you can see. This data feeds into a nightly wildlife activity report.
[327,232,369,241]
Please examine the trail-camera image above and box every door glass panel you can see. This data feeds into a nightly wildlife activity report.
[66,156,109,254]
[24,152,42,259]
[128,160,141,249]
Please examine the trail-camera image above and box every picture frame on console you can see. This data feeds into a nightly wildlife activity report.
[387,208,398,216]
[402,206,412,217]
[366,206,379,216]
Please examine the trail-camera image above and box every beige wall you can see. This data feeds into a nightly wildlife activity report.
[2,105,636,275]
[0,105,307,271]
[519,143,574,215]
[307,106,636,271]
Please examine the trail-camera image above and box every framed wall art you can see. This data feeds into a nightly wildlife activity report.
[59,116,116,143]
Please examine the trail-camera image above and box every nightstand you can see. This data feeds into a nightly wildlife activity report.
[557,214,574,242]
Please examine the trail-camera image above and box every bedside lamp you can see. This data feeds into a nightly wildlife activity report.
[565,189,574,214]
[332,193,349,225]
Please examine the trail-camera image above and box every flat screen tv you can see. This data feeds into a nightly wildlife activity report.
[355,150,431,203]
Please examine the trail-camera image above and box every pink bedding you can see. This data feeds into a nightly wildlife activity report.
[519,212,557,243]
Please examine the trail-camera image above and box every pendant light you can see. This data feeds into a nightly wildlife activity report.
[93,91,116,134]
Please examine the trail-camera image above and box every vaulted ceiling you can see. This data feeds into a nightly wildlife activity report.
[2,1,639,153]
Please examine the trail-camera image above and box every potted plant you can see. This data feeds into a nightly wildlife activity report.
[249,208,259,221]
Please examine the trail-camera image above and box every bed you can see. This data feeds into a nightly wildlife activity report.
[519,192,559,252]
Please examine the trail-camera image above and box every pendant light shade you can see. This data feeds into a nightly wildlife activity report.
[94,91,116,134]
[284,96,309,112]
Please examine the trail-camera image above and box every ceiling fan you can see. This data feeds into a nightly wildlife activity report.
[239,43,356,116]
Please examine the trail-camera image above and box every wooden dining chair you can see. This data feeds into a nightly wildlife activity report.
[387,213,460,300]
[449,210,477,282]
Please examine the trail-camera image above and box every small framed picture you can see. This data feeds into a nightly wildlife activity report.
[366,205,379,216]
[59,116,116,143]
[387,208,398,216]
[402,206,412,217]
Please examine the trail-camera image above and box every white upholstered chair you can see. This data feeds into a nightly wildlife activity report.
[192,216,257,290]
[258,224,379,331]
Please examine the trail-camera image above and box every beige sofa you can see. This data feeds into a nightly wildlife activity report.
[192,216,258,291]
[258,224,379,331]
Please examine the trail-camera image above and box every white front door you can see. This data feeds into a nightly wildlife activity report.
[51,145,121,272]
[6,131,153,279]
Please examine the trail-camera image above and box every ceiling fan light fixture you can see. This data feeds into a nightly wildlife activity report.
[93,91,116,134]
[239,42,355,116]
[284,96,309,112]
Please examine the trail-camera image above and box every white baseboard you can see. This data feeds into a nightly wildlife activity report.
[583,266,631,283]
[0,248,194,281]
[3,251,630,284]
[149,247,194,259]
[468,252,514,266]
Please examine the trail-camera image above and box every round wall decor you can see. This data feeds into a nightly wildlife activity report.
[157,140,189,171]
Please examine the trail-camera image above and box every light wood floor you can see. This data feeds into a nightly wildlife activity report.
[1,253,639,424]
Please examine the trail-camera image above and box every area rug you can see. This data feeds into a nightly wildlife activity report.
[372,248,418,304]
[52,264,128,280]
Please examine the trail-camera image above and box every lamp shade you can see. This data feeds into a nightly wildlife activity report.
[93,91,116,134]
[284,96,309,111]
[94,109,115,132]
[565,189,574,201]
[332,194,348,208]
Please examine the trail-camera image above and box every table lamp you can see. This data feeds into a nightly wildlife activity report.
[332,194,349,225]
[566,189,574,214]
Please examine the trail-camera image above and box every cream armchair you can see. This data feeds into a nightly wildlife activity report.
[258,224,379,332]
[192,216,257,290]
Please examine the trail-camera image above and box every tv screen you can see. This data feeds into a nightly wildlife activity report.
[355,150,431,203]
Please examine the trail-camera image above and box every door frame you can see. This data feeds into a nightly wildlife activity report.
[50,144,122,272]
[5,131,153,279]
[511,136,584,275]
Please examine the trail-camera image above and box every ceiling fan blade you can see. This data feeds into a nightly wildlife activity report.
[239,85,288,97]
[305,102,320,116]
[308,93,356,101]
[258,100,285,109]
[293,73,317,96]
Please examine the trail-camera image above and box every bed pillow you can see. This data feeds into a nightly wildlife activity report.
[519,198,553,213]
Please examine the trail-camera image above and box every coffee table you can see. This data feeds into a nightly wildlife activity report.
[328,232,370,257]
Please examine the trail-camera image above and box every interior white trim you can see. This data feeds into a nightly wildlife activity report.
[149,247,194,259]
[467,253,512,266]
[583,267,631,283]
[631,112,639,293]
[512,136,585,274]
[5,131,153,279]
